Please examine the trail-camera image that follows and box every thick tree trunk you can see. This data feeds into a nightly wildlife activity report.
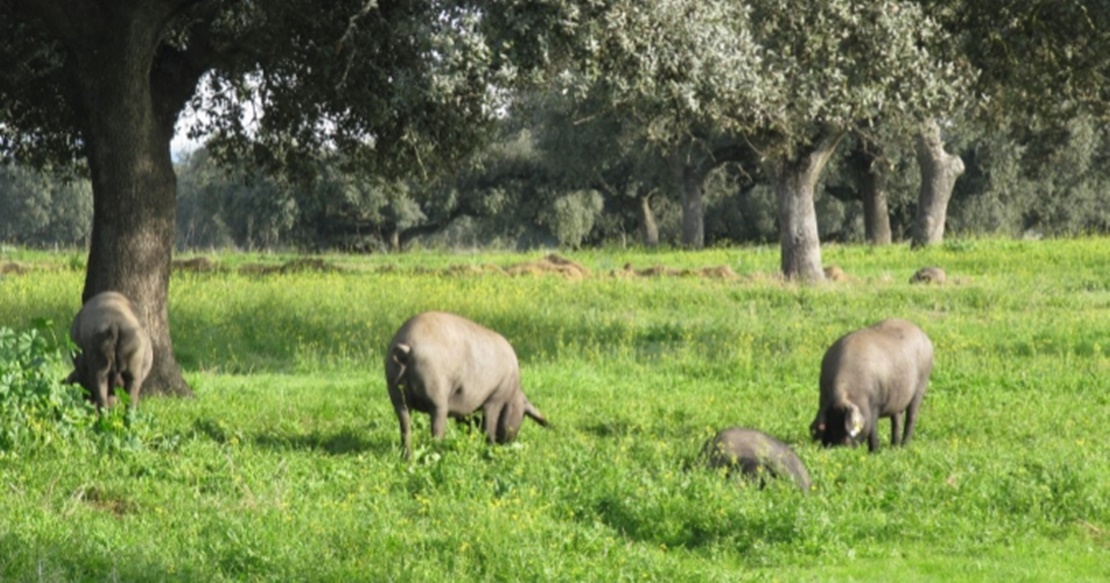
[70,11,193,397]
[849,141,892,245]
[768,132,844,282]
[912,119,965,248]
[638,192,659,247]
[671,151,704,249]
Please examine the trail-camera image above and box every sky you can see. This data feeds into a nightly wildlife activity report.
[171,108,209,161]
[171,132,201,159]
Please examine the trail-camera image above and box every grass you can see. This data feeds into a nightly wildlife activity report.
[0,237,1108,581]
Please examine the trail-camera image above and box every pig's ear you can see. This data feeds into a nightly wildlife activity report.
[846,406,864,438]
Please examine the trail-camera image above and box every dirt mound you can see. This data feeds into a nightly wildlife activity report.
[614,263,738,280]
[237,263,268,276]
[696,265,738,279]
[239,258,341,276]
[376,255,738,281]
[280,258,340,273]
[446,263,505,276]
[172,256,218,273]
[0,261,31,275]
[505,254,590,279]
[824,265,849,282]
[635,264,684,277]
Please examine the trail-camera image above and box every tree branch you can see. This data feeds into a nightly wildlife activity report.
[8,0,102,47]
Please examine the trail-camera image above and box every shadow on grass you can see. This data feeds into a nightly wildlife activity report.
[192,418,394,456]
[589,491,804,552]
[252,427,393,456]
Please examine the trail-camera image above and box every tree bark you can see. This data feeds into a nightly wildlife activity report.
[43,1,197,397]
[638,192,659,247]
[849,141,892,245]
[912,119,965,248]
[768,132,844,282]
[671,151,705,249]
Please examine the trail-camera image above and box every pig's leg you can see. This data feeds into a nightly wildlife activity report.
[902,392,925,446]
[890,412,903,447]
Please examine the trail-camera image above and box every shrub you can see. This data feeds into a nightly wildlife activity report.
[0,321,149,456]
[0,321,94,454]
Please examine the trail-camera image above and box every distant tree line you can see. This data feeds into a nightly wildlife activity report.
[7,0,1107,395]
[3,0,1109,259]
[2,112,1107,252]
[0,164,92,248]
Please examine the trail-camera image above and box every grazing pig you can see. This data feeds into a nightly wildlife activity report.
[384,311,549,459]
[65,291,153,411]
[909,266,946,285]
[702,427,812,491]
[810,318,933,452]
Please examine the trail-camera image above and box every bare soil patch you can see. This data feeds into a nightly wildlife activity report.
[239,258,342,276]
[0,261,32,275]
[172,256,220,273]
[505,254,590,279]
[613,262,738,280]
[75,485,138,518]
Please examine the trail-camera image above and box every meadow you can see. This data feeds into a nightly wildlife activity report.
[0,237,1107,581]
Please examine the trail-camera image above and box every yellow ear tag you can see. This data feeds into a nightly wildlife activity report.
[849,421,863,438]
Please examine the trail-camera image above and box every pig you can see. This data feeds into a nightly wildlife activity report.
[909,266,946,285]
[702,427,812,491]
[65,291,154,411]
[810,318,933,452]
[384,311,549,459]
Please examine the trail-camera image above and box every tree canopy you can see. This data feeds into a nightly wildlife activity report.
[1,1,1109,392]
[0,0,575,394]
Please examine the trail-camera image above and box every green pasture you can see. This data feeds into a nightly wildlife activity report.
[0,238,1108,581]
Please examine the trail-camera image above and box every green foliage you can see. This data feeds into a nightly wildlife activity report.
[2,1,548,178]
[561,0,969,155]
[4,2,1109,253]
[188,0,524,181]
[928,0,1110,123]
[0,321,91,453]
[0,320,157,457]
[177,148,301,251]
[951,115,1110,236]
[540,189,604,247]
[0,164,92,247]
[558,0,763,144]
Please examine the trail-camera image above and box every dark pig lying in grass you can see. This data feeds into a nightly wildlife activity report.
[909,266,946,284]
[65,291,153,411]
[702,427,812,491]
[810,318,933,452]
[385,311,549,460]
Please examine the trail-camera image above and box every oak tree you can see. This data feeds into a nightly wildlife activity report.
[0,0,548,394]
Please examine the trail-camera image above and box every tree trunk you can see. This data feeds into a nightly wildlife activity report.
[912,119,965,248]
[768,132,844,282]
[849,141,892,245]
[638,192,659,247]
[671,151,704,249]
[69,8,193,397]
